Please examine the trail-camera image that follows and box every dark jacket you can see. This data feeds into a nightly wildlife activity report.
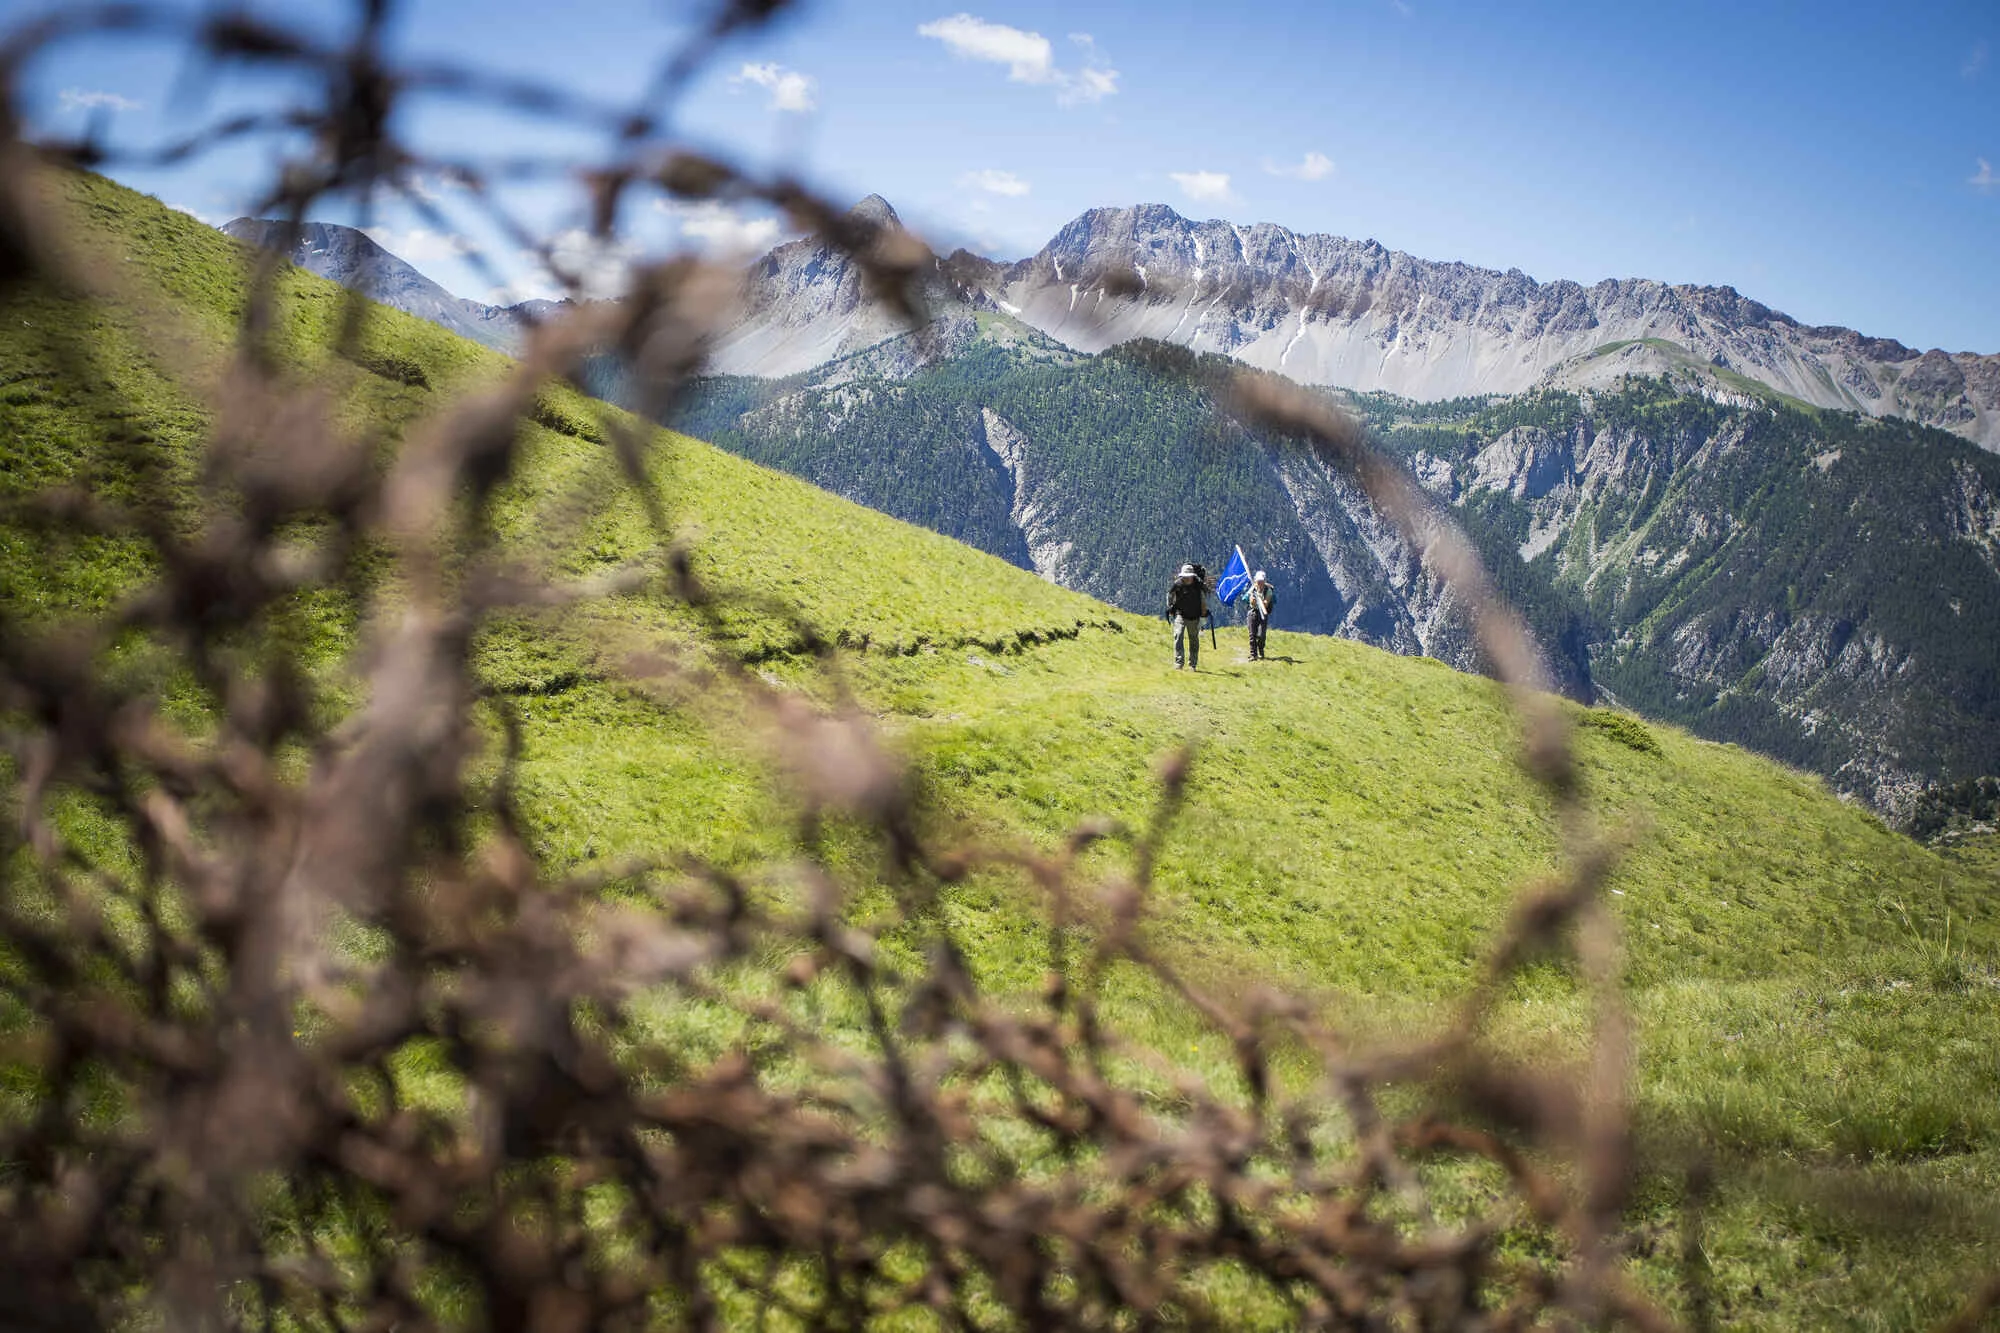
[1167,578,1207,621]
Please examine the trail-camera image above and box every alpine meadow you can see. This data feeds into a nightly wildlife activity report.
[4,3,2000,1331]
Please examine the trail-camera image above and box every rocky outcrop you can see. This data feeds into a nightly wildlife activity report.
[1464,428,1574,502]
[976,409,1076,583]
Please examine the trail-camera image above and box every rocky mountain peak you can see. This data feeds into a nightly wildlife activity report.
[847,195,902,231]
[221,217,545,355]
[224,218,397,278]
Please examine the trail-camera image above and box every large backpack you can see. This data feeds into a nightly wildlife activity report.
[1167,574,1206,621]
[1192,563,1215,617]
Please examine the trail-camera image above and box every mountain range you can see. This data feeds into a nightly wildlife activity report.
[226,201,2000,815]
[719,199,2000,452]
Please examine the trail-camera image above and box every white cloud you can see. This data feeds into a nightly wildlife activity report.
[1972,157,1998,192]
[495,203,787,305]
[403,170,472,205]
[731,62,817,113]
[59,88,140,113]
[1169,170,1235,204]
[657,199,784,257]
[484,276,562,306]
[515,229,642,301]
[166,201,226,228]
[960,168,1029,197]
[363,226,474,264]
[1965,40,1989,80]
[1062,66,1119,105]
[918,13,1118,104]
[919,14,1054,81]
[1263,151,1334,182]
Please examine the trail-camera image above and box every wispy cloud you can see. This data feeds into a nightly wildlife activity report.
[1972,157,1997,193]
[59,88,140,113]
[1263,151,1334,182]
[917,14,1119,105]
[496,229,644,303]
[363,226,475,265]
[166,201,224,228]
[403,169,472,205]
[1062,67,1119,103]
[960,168,1029,197]
[920,14,1051,79]
[1965,39,1989,80]
[1062,32,1118,102]
[485,278,560,307]
[1169,170,1235,204]
[657,199,784,257]
[730,62,817,113]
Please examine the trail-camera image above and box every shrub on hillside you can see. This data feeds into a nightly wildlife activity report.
[1583,706,1663,756]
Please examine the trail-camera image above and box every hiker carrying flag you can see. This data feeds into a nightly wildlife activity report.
[1246,569,1276,661]
[1215,546,1251,609]
[1214,546,1265,658]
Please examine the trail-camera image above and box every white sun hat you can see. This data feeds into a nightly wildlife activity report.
[1253,570,1266,581]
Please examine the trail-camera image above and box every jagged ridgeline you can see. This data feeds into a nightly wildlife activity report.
[10,172,2000,1325]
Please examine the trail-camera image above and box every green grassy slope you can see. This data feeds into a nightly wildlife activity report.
[7,171,2000,1328]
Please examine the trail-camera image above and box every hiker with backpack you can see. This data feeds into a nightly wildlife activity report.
[1167,563,1209,670]
[1247,570,1276,661]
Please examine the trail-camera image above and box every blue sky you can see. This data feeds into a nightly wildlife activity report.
[19,0,2000,352]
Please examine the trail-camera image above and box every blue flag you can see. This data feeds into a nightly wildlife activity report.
[1215,545,1251,607]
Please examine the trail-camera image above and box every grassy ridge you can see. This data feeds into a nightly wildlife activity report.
[7,171,2000,1328]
